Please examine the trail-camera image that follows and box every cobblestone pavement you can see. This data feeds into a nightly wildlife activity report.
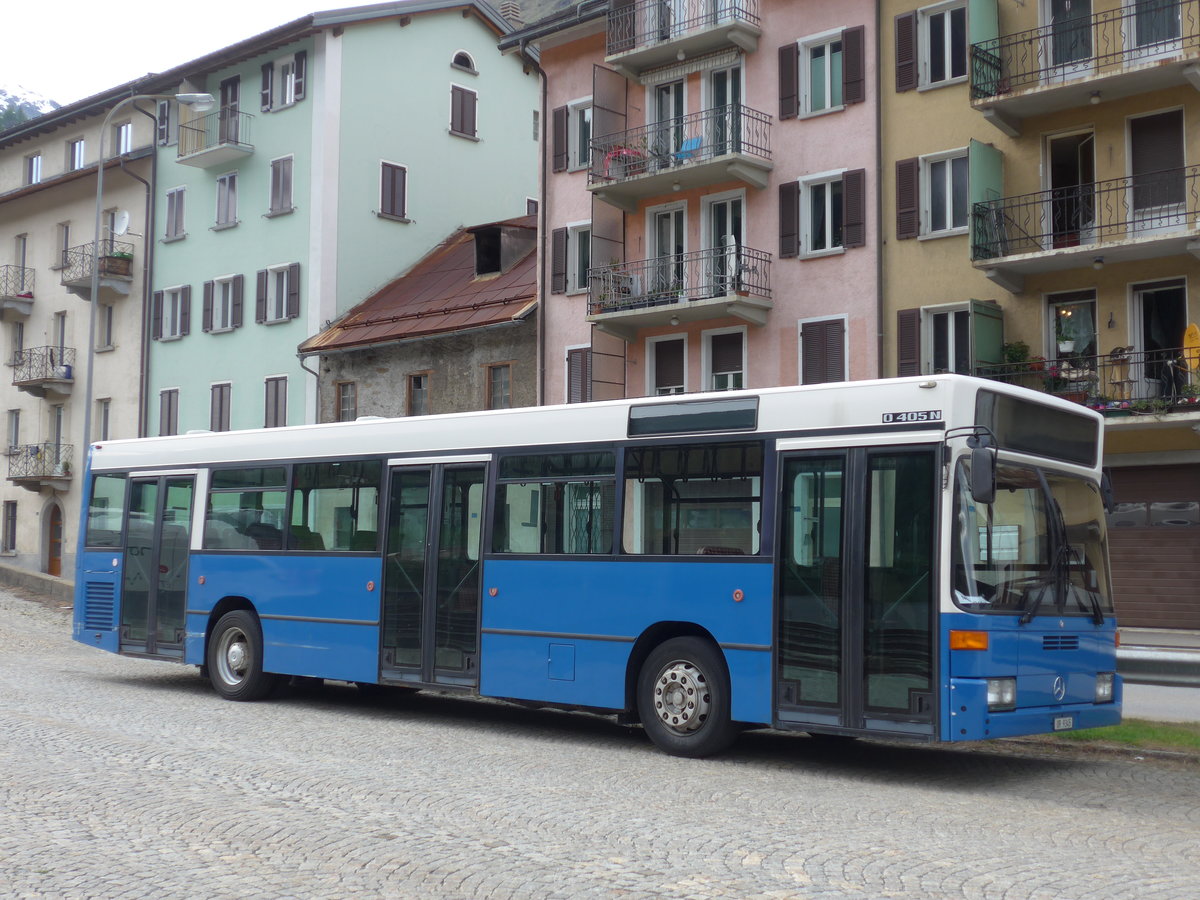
[2,591,1198,900]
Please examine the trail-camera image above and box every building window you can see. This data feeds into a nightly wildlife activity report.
[380,163,407,220]
[115,121,133,156]
[567,224,591,293]
[571,102,592,169]
[922,149,968,235]
[256,264,299,323]
[205,275,243,332]
[96,399,111,441]
[6,409,19,453]
[801,172,845,255]
[408,373,430,416]
[165,187,186,240]
[211,383,231,431]
[649,337,686,394]
[67,138,86,172]
[336,382,357,422]
[25,153,42,186]
[452,51,477,74]
[153,287,191,340]
[56,223,70,268]
[803,33,843,114]
[2,501,16,553]
[921,1,967,87]
[706,329,745,391]
[269,156,294,215]
[159,389,179,436]
[799,318,847,384]
[450,85,478,139]
[10,322,24,367]
[487,364,512,410]
[567,347,592,403]
[261,51,306,111]
[1049,291,1097,361]
[216,173,238,227]
[156,100,174,146]
[264,377,287,428]
[98,303,115,349]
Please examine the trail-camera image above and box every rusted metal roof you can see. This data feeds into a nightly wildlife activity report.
[299,215,537,356]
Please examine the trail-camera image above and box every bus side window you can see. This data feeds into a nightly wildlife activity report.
[85,473,128,549]
[493,451,616,555]
[289,460,382,551]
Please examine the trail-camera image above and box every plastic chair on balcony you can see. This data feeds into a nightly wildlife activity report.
[674,136,702,164]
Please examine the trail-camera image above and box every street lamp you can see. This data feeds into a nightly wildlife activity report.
[82,91,214,458]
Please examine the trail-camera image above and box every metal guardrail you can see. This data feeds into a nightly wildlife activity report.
[59,239,134,285]
[970,164,1200,261]
[0,265,34,298]
[971,0,1200,100]
[588,104,771,188]
[607,0,760,56]
[588,244,771,315]
[13,345,76,386]
[7,442,73,481]
[178,109,254,158]
[1119,646,1200,686]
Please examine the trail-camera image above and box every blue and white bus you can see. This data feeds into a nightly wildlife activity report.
[74,375,1120,757]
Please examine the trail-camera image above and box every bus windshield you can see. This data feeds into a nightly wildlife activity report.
[952,459,1114,619]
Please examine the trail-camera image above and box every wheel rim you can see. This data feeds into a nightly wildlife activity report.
[215,627,249,687]
[651,659,711,735]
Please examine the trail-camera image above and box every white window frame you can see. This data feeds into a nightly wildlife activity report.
[701,325,747,392]
[96,398,111,442]
[6,409,20,453]
[799,29,846,117]
[54,223,70,270]
[565,96,593,171]
[98,303,115,351]
[274,56,298,109]
[449,83,479,139]
[379,160,408,221]
[919,0,968,89]
[265,265,291,323]
[565,220,592,295]
[215,172,238,228]
[451,50,478,75]
[25,153,41,186]
[336,381,357,422]
[268,155,294,216]
[213,275,238,331]
[645,199,689,258]
[264,375,288,428]
[114,121,133,155]
[646,333,689,395]
[162,286,186,340]
[798,169,847,258]
[920,148,969,238]
[797,315,850,383]
[67,138,86,172]
[165,187,186,241]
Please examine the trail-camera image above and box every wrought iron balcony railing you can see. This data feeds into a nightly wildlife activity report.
[13,345,76,386]
[178,109,254,159]
[971,164,1200,261]
[588,244,771,316]
[59,239,135,285]
[976,345,1199,411]
[971,0,1200,101]
[0,265,34,298]
[8,442,74,481]
[607,0,761,56]
[588,104,771,188]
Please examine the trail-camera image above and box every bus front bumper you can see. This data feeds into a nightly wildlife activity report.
[946,676,1122,741]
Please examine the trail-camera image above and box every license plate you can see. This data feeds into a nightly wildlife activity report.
[1053,716,1074,731]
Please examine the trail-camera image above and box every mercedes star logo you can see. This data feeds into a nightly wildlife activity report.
[1052,676,1067,701]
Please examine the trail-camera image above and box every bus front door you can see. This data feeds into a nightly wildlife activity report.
[777,448,937,738]
[380,462,486,687]
[119,475,195,659]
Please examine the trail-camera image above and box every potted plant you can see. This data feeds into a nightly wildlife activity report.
[100,250,133,277]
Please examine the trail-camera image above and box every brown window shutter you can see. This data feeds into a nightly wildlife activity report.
[232,274,244,327]
[552,106,569,172]
[261,62,273,111]
[711,332,743,373]
[381,163,406,217]
[895,12,918,92]
[202,281,214,332]
[895,157,920,240]
[897,307,922,376]
[568,347,592,403]
[180,285,191,336]
[778,43,799,120]
[802,319,846,385]
[779,181,800,259]
[655,339,685,390]
[842,26,866,104]
[294,51,307,101]
[287,263,301,319]
[842,168,866,248]
[256,269,268,323]
[550,227,568,294]
[151,291,163,340]
[464,89,477,137]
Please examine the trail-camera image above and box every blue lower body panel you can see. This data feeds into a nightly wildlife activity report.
[947,676,1123,740]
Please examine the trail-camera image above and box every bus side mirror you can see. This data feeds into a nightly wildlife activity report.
[1100,469,1115,515]
[970,446,996,505]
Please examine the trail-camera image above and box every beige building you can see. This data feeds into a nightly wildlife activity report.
[0,79,168,577]
[882,0,1200,629]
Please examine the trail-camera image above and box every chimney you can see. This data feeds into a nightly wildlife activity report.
[499,1,523,27]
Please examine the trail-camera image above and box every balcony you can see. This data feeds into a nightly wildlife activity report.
[971,165,1200,292]
[0,265,34,317]
[588,105,772,212]
[177,109,254,168]
[59,239,135,299]
[587,244,772,342]
[13,346,75,399]
[971,0,1200,136]
[606,0,762,76]
[7,442,73,492]
[977,346,1200,418]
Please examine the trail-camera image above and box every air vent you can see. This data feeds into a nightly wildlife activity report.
[1043,635,1079,651]
[83,581,116,631]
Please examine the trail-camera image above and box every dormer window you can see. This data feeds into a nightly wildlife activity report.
[452,51,477,75]
[475,228,501,276]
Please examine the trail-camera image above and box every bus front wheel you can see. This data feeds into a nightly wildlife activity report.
[637,637,737,758]
[207,610,279,701]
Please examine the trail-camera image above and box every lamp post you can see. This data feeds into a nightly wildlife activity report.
[82,91,214,459]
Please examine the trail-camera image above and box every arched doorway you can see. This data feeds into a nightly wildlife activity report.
[46,503,63,577]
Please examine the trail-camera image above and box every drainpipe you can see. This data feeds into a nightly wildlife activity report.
[298,354,322,419]
[522,37,548,407]
[875,7,886,379]
[125,101,158,437]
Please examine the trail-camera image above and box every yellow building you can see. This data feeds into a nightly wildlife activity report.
[883,0,1200,629]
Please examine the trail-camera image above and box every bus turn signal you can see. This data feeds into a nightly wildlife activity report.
[949,630,989,650]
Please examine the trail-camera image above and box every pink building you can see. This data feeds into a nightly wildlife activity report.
[503,0,880,402]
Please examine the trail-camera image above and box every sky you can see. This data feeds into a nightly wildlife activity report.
[5,0,375,106]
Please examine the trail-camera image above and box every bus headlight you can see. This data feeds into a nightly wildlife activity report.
[1095,672,1115,704]
[986,677,1016,711]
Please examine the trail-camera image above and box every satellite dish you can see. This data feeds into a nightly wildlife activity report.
[112,210,131,236]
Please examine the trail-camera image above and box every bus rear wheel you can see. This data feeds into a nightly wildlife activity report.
[207,610,279,701]
[637,637,737,758]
